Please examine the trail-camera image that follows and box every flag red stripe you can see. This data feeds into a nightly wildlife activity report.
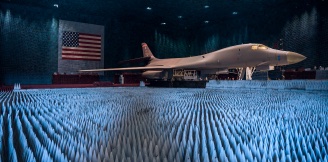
[78,39,101,43]
[79,44,101,48]
[79,37,101,41]
[78,45,101,49]
[79,33,101,37]
[62,49,101,53]
[62,58,101,61]
[62,54,101,57]
[79,41,101,45]
[62,54,100,58]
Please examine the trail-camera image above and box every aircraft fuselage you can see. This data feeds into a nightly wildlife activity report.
[147,44,304,70]
[80,43,306,80]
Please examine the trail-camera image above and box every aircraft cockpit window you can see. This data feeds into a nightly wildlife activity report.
[251,45,258,50]
[258,45,268,50]
[251,45,268,50]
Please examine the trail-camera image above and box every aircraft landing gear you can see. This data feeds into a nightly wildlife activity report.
[237,67,256,80]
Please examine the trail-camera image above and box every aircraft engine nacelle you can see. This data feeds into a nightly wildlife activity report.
[216,69,229,74]
[200,69,229,75]
[142,71,163,79]
[256,65,274,71]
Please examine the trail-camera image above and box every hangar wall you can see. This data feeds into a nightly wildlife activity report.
[148,5,328,70]
[57,20,105,74]
[186,6,328,70]
[0,2,327,85]
[0,3,156,85]
[0,4,58,85]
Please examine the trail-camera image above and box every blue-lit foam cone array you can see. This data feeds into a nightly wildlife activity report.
[0,88,327,161]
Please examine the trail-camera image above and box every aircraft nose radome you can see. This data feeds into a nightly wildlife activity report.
[287,52,306,64]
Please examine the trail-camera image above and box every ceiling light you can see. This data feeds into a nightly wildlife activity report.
[232,12,238,15]
[54,4,59,8]
[204,5,209,8]
[161,22,166,25]
[146,7,152,10]
[204,21,209,24]
[178,16,183,19]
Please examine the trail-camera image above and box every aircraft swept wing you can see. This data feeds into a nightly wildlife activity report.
[80,65,172,72]
[118,56,151,65]
[79,43,306,80]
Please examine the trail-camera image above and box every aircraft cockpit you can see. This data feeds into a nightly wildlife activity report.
[251,44,269,50]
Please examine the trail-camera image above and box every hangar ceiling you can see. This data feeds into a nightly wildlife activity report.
[2,0,319,29]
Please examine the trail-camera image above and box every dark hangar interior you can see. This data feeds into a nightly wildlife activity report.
[0,0,328,84]
[1,1,328,162]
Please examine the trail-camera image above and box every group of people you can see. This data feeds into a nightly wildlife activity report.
[207,74,238,80]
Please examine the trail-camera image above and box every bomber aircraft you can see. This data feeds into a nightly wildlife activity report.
[80,43,306,80]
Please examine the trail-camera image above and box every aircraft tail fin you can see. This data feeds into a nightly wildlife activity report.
[141,43,156,59]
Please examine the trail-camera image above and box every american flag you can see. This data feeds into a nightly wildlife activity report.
[62,31,101,61]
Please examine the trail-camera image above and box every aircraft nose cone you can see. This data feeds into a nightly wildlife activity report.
[287,52,306,64]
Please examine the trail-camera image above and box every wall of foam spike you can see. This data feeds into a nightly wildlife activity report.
[207,80,328,91]
[0,87,327,161]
